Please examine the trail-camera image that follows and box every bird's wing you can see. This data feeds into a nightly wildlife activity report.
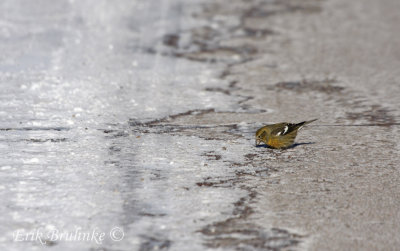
[271,123,298,136]
[268,130,298,148]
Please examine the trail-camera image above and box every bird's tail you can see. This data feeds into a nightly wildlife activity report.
[296,119,318,130]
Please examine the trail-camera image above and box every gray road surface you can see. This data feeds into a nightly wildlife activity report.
[1,0,399,250]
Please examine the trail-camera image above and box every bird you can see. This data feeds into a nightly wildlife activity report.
[255,119,317,149]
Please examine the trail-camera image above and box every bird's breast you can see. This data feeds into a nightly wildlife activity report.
[267,137,283,149]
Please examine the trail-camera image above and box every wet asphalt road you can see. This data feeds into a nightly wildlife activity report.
[1,0,400,250]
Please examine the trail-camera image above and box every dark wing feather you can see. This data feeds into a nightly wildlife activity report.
[271,123,298,136]
[272,119,317,136]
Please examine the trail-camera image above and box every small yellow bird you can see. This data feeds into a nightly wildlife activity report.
[255,119,317,149]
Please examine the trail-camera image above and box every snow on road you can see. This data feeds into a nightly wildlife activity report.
[0,1,265,250]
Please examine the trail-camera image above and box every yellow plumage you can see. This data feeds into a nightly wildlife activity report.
[255,119,317,149]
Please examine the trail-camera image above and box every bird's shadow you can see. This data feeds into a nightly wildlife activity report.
[256,142,315,149]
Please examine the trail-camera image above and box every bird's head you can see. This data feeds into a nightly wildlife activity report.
[255,127,268,146]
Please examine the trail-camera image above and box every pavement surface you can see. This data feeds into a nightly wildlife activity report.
[1,0,399,250]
